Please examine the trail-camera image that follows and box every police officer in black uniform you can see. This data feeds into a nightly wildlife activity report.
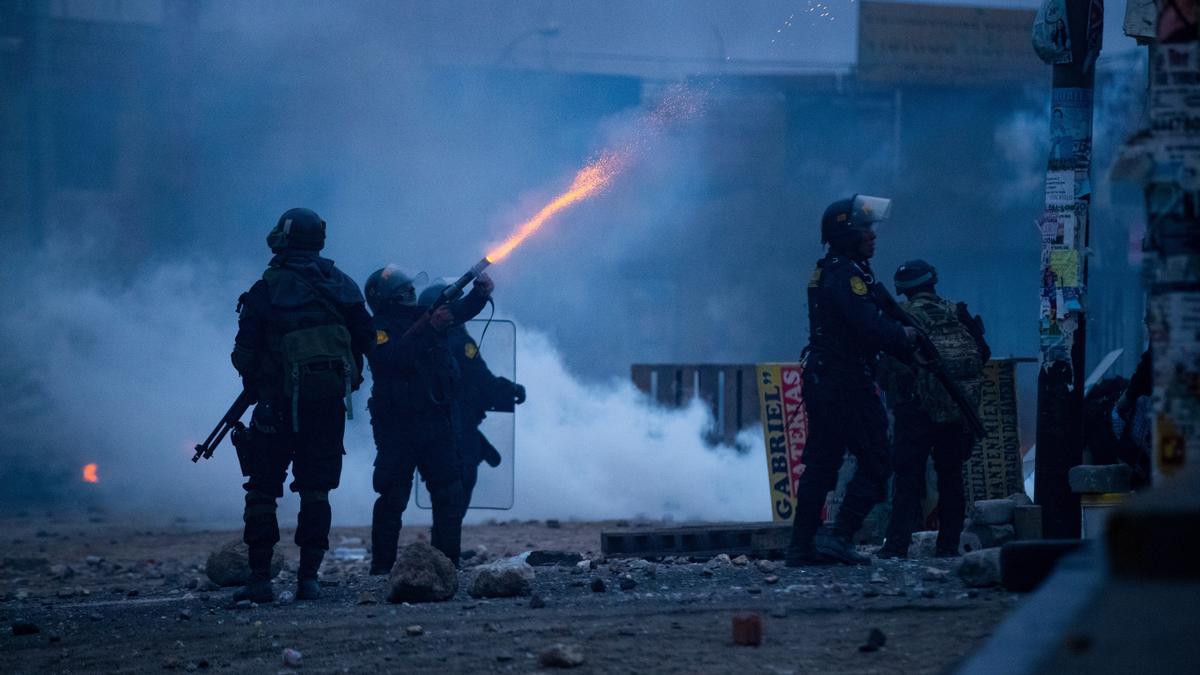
[785,195,916,566]
[231,208,374,603]
[365,267,493,573]
[418,281,526,514]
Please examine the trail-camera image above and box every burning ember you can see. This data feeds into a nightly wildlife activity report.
[486,150,626,263]
[82,463,99,484]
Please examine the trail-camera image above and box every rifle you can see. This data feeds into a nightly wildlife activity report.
[398,257,492,343]
[192,388,256,462]
[870,283,987,440]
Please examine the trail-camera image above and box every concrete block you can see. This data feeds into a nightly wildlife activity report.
[966,523,1015,548]
[1068,464,1132,494]
[1008,492,1033,507]
[957,547,1002,587]
[1107,465,1200,579]
[972,499,1017,525]
[1000,540,1087,592]
[958,531,984,554]
[907,531,938,559]
[1013,505,1043,540]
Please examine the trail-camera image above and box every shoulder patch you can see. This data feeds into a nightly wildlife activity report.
[464,341,478,359]
[808,267,822,288]
[850,276,869,296]
[375,329,390,345]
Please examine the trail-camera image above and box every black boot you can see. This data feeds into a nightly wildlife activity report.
[233,546,275,603]
[370,495,401,575]
[296,548,323,600]
[815,531,871,566]
[785,540,833,567]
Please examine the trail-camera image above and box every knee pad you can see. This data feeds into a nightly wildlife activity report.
[299,489,329,505]
[244,490,278,517]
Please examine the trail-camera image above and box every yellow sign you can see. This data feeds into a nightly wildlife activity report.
[756,363,808,522]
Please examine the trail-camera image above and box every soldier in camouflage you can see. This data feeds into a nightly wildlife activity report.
[877,260,989,559]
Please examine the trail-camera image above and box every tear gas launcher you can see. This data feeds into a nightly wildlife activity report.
[871,284,987,440]
[192,388,256,462]
[398,257,492,341]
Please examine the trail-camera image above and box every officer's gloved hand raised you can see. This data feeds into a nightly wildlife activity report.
[430,305,455,330]
[473,272,495,297]
[513,383,526,405]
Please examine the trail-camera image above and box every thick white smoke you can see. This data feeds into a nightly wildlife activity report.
[0,252,767,526]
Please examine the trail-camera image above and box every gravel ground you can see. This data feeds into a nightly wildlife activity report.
[0,511,1017,673]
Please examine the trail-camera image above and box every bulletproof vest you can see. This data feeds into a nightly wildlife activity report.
[368,308,459,409]
[806,255,880,380]
[257,268,357,428]
[903,293,984,423]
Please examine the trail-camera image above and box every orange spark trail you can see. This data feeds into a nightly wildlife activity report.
[82,463,99,484]
[486,151,626,263]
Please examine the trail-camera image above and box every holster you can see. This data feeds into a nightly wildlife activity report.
[230,421,256,477]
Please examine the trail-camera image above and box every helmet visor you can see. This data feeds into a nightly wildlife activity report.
[851,195,892,225]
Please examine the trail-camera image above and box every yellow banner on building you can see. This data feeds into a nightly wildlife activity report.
[756,363,807,522]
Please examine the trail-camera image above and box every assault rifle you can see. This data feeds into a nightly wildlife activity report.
[871,283,987,440]
[192,388,256,462]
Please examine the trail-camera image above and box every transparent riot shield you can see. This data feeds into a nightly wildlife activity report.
[416,319,516,510]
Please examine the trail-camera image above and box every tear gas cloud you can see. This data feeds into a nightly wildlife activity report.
[0,1,1145,523]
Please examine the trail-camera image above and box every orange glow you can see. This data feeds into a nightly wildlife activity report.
[485,150,626,263]
[82,463,99,484]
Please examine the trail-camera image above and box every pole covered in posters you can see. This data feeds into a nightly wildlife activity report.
[1032,0,1103,538]
[1143,2,1200,481]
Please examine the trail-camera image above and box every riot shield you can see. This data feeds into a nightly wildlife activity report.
[416,319,516,510]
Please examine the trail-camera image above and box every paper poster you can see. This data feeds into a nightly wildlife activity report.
[1048,248,1080,287]
[1045,170,1075,206]
[1049,88,1095,169]
[1032,0,1072,65]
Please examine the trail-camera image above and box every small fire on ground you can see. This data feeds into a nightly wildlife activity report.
[82,463,99,484]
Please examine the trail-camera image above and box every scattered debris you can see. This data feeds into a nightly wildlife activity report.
[205,540,283,588]
[618,574,637,590]
[388,542,458,603]
[177,609,192,621]
[921,567,950,583]
[468,559,535,598]
[731,613,763,646]
[526,550,583,567]
[276,590,295,605]
[405,625,425,637]
[971,499,1017,526]
[859,628,887,652]
[763,575,780,585]
[538,643,585,668]
[957,548,1003,588]
[731,555,750,566]
[281,648,302,668]
[755,559,778,574]
[590,577,608,593]
[11,621,40,636]
[357,591,378,605]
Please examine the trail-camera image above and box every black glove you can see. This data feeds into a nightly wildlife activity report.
[480,434,502,467]
[513,383,526,405]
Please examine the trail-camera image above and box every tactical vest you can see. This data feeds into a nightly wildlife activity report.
[903,293,983,423]
[261,268,358,430]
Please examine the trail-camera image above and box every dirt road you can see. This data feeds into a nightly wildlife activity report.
[0,511,1016,673]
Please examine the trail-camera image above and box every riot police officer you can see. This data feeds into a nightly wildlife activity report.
[231,208,374,602]
[785,195,916,566]
[877,260,988,559]
[366,266,493,573]
[418,281,526,516]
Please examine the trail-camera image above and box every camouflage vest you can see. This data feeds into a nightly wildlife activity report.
[904,293,984,423]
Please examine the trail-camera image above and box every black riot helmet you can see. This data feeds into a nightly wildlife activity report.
[365,265,428,315]
[894,259,938,296]
[820,194,892,249]
[267,207,326,253]
[417,278,450,309]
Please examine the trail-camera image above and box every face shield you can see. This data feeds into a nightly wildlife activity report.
[381,265,428,306]
[850,195,892,227]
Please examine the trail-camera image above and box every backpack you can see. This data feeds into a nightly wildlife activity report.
[266,268,358,431]
[904,294,984,423]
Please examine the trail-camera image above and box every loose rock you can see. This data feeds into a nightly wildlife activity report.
[281,648,302,668]
[529,593,546,609]
[405,625,424,637]
[205,540,283,588]
[618,574,636,590]
[468,559,535,598]
[966,523,1016,549]
[388,542,458,603]
[731,613,763,646]
[538,643,585,668]
[859,628,887,652]
[526,550,583,567]
[957,548,1002,588]
[755,559,778,573]
[971,499,1017,526]
[731,555,750,566]
[921,567,950,583]
[590,577,607,593]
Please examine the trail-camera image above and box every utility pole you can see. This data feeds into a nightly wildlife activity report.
[1033,0,1102,538]
[1140,1,1200,482]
